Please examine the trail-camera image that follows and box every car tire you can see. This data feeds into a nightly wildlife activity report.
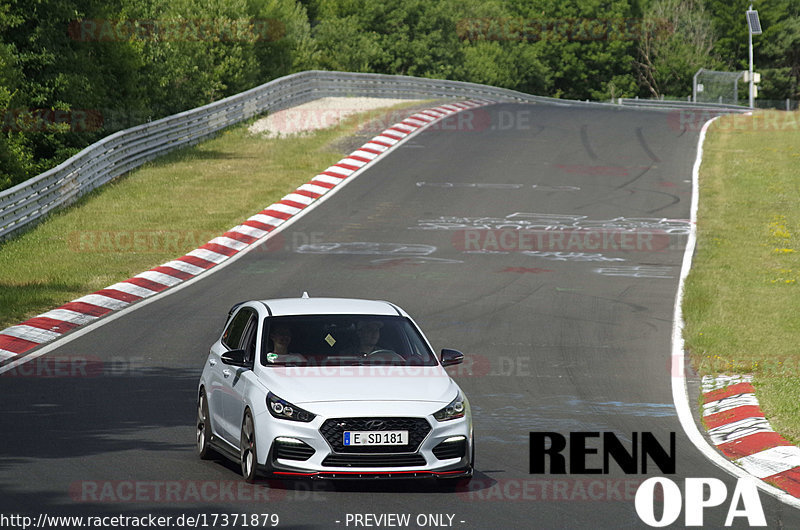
[240,410,258,483]
[196,389,216,460]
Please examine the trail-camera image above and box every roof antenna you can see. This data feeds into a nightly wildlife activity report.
[302,291,310,299]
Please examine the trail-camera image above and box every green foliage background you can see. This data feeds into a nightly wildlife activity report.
[1,0,798,191]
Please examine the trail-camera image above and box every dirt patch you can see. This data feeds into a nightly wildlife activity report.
[248,97,423,138]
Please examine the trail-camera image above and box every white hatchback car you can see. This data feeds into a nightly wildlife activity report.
[196,296,473,482]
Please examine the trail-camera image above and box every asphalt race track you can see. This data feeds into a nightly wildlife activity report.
[2,103,798,528]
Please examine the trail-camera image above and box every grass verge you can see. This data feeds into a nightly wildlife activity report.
[683,110,800,442]
[0,100,431,331]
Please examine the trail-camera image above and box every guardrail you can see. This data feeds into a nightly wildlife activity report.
[0,70,747,241]
[616,98,748,112]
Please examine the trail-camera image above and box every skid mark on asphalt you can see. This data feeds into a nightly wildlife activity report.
[612,164,656,191]
[636,127,662,162]
[580,124,599,160]
[637,188,682,214]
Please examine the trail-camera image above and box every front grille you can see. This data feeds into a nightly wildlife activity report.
[273,439,315,461]
[320,417,432,453]
[433,438,466,460]
[322,453,427,467]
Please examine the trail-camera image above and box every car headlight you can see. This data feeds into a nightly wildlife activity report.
[267,392,315,422]
[433,392,466,421]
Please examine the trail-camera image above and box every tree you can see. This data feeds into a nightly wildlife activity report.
[706,0,798,101]
[509,0,640,100]
[635,0,718,99]
[757,9,800,101]
[0,5,25,190]
[310,0,463,79]
[248,0,317,76]
[0,0,142,189]
[452,0,547,94]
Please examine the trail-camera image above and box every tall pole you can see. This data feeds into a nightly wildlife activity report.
[748,4,754,109]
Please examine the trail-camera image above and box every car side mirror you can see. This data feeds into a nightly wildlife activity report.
[440,349,464,367]
[221,349,249,367]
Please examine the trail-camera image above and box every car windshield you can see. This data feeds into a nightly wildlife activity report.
[260,315,438,367]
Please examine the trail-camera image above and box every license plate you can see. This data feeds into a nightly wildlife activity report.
[343,430,408,446]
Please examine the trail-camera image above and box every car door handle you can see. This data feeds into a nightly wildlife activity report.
[209,359,217,367]
[222,369,231,378]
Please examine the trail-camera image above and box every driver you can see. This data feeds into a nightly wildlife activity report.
[355,320,383,356]
[266,324,306,364]
[269,324,292,355]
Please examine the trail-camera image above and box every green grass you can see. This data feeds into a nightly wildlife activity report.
[683,110,800,442]
[0,100,429,330]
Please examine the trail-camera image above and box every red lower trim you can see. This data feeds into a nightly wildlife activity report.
[274,469,465,477]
